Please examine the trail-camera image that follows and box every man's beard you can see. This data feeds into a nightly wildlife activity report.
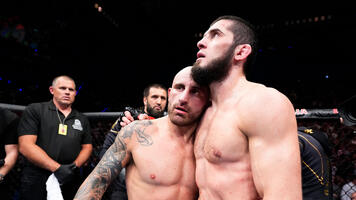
[192,45,235,86]
[146,104,165,118]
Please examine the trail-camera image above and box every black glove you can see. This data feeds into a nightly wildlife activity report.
[54,163,77,185]
[123,107,141,120]
[0,159,4,167]
[125,107,143,120]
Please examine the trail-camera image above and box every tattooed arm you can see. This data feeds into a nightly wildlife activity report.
[74,120,153,200]
[74,124,131,200]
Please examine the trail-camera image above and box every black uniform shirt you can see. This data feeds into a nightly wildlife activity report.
[18,100,92,164]
[0,108,19,159]
[298,128,332,200]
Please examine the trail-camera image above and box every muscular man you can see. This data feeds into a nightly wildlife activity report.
[75,66,209,200]
[18,75,93,200]
[99,83,167,200]
[192,15,302,199]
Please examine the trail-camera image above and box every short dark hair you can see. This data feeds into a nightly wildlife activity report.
[52,75,76,88]
[143,83,167,98]
[211,15,258,77]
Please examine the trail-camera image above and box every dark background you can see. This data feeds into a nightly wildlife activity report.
[1,0,355,112]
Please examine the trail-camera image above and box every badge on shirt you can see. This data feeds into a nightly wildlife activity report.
[58,124,68,135]
[72,119,83,131]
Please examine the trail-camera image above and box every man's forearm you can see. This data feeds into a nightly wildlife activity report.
[74,147,123,199]
[74,144,93,167]
[20,143,60,172]
[0,144,18,176]
[75,132,128,200]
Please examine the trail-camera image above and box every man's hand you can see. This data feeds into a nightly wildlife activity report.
[54,163,77,185]
[120,111,135,127]
[120,111,149,127]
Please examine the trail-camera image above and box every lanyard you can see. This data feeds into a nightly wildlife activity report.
[56,107,67,125]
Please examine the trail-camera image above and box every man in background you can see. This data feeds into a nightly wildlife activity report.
[18,75,93,200]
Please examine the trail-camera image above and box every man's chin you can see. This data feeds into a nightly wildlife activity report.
[193,61,203,68]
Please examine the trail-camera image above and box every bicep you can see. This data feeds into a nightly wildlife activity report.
[18,106,40,135]
[81,143,93,152]
[95,133,131,179]
[18,135,37,155]
[248,93,301,197]
[18,135,37,147]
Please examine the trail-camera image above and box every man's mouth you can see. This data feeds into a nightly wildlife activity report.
[197,52,205,59]
[154,106,161,110]
[175,106,187,114]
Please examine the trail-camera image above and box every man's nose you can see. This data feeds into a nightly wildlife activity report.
[178,91,189,104]
[197,37,207,49]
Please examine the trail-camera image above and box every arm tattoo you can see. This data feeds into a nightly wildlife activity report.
[74,120,153,199]
[123,120,153,146]
[74,135,126,199]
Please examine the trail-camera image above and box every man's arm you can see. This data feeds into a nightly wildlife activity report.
[0,144,18,177]
[18,135,60,172]
[74,144,93,167]
[74,123,134,200]
[245,89,302,199]
[0,111,19,177]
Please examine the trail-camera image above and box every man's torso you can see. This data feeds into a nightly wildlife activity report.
[194,84,262,200]
[126,118,197,200]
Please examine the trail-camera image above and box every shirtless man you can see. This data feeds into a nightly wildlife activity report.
[74,66,209,200]
[192,15,302,199]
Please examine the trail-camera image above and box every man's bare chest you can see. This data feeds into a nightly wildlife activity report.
[194,109,248,163]
[131,141,196,186]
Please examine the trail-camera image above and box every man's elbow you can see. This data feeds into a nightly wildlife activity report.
[18,142,27,156]
[83,144,93,152]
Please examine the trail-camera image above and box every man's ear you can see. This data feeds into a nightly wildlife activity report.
[49,86,54,95]
[143,97,147,106]
[168,88,172,100]
[234,44,252,61]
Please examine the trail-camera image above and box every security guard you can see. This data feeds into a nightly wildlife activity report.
[18,75,92,200]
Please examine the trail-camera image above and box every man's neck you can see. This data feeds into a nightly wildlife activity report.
[53,99,72,116]
[165,117,197,143]
[209,66,247,105]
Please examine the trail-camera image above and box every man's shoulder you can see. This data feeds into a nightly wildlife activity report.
[26,101,50,110]
[241,84,290,111]
[120,119,157,138]
[22,102,50,116]
[123,120,155,130]
[119,120,155,147]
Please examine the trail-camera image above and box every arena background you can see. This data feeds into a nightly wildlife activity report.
[1,0,355,199]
